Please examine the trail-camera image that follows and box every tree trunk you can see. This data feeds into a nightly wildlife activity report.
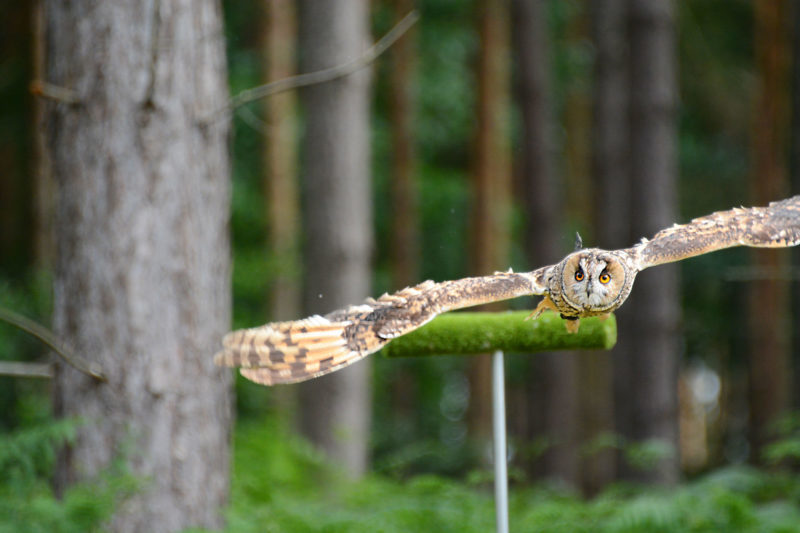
[791,0,800,412]
[264,0,300,323]
[563,11,592,225]
[512,0,579,488]
[387,0,421,441]
[587,0,628,492]
[45,1,232,531]
[297,0,373,478]
[467,0,512,441]
[389,0,420,291]
[33,0,54,269]
[749,0,791,459]
[624,0,680,485]
[263,0,300,420]
[592,0,629,251]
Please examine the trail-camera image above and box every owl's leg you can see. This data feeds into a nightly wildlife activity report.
[526,295,559,321]
[597,313,611,322]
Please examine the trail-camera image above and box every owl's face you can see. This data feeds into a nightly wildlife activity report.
[557,250,633,315]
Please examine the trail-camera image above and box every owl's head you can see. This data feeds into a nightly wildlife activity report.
[558,249,634,314]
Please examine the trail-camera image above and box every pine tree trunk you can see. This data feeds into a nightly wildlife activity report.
[468,0,512,441]
[512,0,579,488]
[387,0,421,438]
[389,0,419,291]
[45,1,232,530]
[790,0,800,412]
[749,0,791,460]
[588,0,628,492]
[33,0,54,269]
[624,0,680,485]
[297,0,373,478]
[263,0,300,419]
[264,0,300,323]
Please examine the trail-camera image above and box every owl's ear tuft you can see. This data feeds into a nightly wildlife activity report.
[574,232,583,251]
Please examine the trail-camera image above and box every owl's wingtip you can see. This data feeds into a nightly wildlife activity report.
[213,348,239,368]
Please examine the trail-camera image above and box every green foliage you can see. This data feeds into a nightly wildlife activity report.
[580,433,677,475]
[622,439,676,473]
[0,419,76,484]
[0,273,54,430]
[763,414,800,467]
[220,420,498,533]
[0,420,139,533]
[211,418,800,533]
[6,417,798,533]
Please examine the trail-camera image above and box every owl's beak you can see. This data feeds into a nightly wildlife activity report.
[585,280,594,295]
[583,280,596,309]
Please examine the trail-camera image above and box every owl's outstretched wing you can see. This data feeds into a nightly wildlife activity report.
[626,195,800,271]
[214,269,549,385]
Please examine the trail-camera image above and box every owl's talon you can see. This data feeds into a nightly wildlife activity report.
[524,309,541,321]
[526,295,558,321]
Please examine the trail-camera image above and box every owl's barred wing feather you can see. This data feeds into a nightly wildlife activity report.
[213,314,373,385]
[371,269,549,339]
[214,270,549,385]
[629,195,800,271]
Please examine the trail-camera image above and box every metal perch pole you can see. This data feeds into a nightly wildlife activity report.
[492,349,509,533]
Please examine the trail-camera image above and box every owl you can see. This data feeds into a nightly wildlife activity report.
[215,196,800,385]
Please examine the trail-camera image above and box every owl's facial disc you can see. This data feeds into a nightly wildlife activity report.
[562,252,623,312]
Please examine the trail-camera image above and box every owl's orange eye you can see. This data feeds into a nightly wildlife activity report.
[599,272,611,284]
[575,268,584,282]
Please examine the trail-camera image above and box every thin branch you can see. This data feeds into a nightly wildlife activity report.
[0,361,53,379]
[29,80,81,105]
[236,105,269,132]
[0,307,106,382]
[207,10,420,124]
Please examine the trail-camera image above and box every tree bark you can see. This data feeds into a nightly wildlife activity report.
[389,0,420,291]
[791,0,800,412]
[468,0,513,441]
[587,0,628,493]
[264,0,300,323]
[563,11,592,225]
[297,0,373,478]
[45,1,232,531]
[33,0,54,269]
[624,0,680,485]
[387,0,421,444]
[749,0,791,460]
[512,0,579,488]
[262,0,300,420]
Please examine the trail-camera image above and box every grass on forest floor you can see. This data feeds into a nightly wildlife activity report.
[0,411,799,532]
[215,419,800,533]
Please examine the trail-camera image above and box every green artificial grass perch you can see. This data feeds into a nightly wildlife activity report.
[382,311,616,358]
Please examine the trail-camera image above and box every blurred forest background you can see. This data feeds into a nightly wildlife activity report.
[2,0,800,531]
